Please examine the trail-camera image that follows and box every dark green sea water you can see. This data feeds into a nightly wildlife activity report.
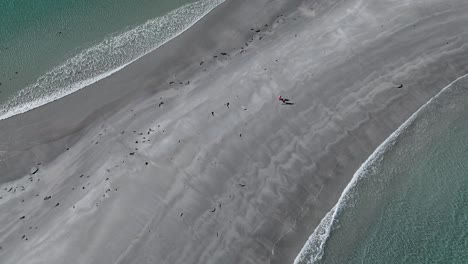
[0,0,223,120]
[295,75,468,264]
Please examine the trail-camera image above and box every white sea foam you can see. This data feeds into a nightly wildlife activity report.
[0,0,225,121]
[293,73,468,264]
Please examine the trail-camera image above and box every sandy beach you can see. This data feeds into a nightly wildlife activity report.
[1,0,468,263]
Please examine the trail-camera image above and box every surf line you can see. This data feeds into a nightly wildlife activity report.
[293,72,468,264]
[0,0,226,121]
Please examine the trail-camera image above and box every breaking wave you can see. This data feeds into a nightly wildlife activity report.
[293,73,468,264]
[0,0,224,121]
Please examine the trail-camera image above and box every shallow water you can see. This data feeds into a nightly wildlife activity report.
[295,75,468,263]
[0,0,223,120]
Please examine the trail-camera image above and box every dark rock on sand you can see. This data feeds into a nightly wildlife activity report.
[30,167,39,175]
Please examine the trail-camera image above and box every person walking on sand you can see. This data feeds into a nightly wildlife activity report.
[278,95,285,103]
[278,95,294,105]
[278,95,290,103]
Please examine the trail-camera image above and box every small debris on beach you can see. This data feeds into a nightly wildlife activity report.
[30,167,39,175]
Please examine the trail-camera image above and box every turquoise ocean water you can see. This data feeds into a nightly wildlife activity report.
[0,0,223,120]
[295,75,468,264]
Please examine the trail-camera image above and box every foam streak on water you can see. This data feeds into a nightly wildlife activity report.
[0,0,224,121]
[293,73,468,264]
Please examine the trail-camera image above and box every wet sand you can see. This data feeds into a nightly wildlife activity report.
[1,0,468,263]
